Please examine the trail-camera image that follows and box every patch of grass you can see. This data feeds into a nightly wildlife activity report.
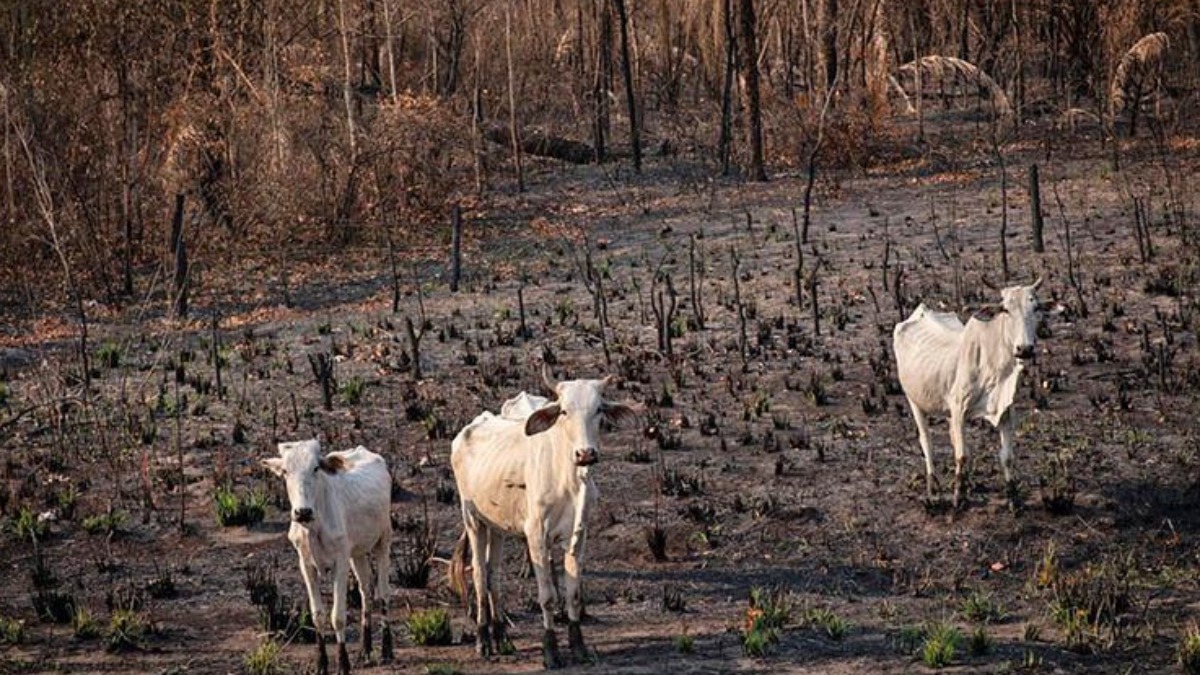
[807,607,851,641]
[921,621,962,669]
[243,638,285,675]
[1179,624,1200,674]
[960,590,1006,624]
[214,485,267,527]
[33,589,76,624]
[82,510,127,536]
[406,608,452,646]
[11,507,47,542]
[339,376,366,405]
[96,341,121,369]
[1037,544,1133,650]
[749,586,792,630]
[893,625,925,655]
[741,612,779,657]
[967,626,992,656]
[424,665,463,675]
[675,632,695,654]
[71,606,101,640]
[0,614,25,644]
[107,609,148,652]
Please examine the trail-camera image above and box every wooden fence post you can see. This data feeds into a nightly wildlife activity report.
[1029,164,1045,253]
[170,193,188,318]
[449,203,462,292]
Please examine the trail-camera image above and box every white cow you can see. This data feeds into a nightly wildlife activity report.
[450,370,637,669]
[893,279,1052,509]
[261,440,393,675]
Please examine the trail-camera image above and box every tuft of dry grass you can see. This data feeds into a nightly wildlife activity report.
[898,55,1012,117]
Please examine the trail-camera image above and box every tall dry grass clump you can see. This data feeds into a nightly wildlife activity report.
[898,55,1012,117]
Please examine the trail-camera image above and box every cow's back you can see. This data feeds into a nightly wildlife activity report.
[451,413,532,534]
[893,304,966,414]
[327,447,391,550]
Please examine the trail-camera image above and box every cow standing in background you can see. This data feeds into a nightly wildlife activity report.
[450,369,638,669]
[262,440,393,675]
[893,279,1055,509]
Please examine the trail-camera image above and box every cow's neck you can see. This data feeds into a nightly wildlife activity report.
[539,428,588,495]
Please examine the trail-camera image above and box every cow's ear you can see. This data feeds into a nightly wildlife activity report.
[261,457,285,476]
[1039,301,1064,315]
[973,305,1006,321]
[525,403,562,436]
[601,400,640,427]
[318,455,345,474]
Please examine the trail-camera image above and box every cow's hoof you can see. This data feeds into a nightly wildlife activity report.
[492,621,514,656]
[542,629,563,669]
[317,637,330,675]
[381,624,394,664]
[337,643,351,675]
[477,624,493,658]
[568,621,587,661]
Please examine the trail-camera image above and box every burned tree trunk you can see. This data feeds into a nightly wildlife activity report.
[612,0,641,173]
[737,0,766,181]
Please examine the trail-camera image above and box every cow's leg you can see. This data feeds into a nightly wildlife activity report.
[908,399,938,497]
[374,531,394,664]
[349,553,373,664]
[565,484,591,661]
[949,408,968,509]
[999,411,1020,511]
[525,525,562,669]
[297,556,330,675]
[564,532,588,660]
[484,527,508,655]
[331,558,351,675]
[465,520,492,658]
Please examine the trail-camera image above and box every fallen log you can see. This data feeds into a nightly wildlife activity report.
[484,125,594,164]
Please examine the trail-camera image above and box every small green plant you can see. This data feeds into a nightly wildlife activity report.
[82,510,127,536]
[675,632,695,654]
[1180,625,1200,674]
[967,626,992,656]
[96,341,121,369]
[742,613,779,657]
[11,507,47,542]
[215,486,267,527]
[339,376,366,406]
[243,638,285,675]
[960,590,1006,624]
[749,586,792,630]
[921,621,962,668]
[107,609,148,652]
[33,589,76,624]
[424,665,463,675]
[893,625,925,655]
[72,606,101,640]
[807,607,851,641]
[406,608,452,646]
[0,615,24,644]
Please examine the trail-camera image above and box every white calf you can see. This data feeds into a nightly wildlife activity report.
[262,440,393,675]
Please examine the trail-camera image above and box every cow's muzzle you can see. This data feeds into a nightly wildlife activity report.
[574,448,599,466]
[1014,345,1035,361]
[293,507,315,523]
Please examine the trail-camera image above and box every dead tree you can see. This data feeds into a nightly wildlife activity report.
[730,247,748,368]
[449,203,462,292]
[718,0,736,176]
[170,193,188,319]
[612,0,641,172]
[737,0,766,180]
[308,352,336,411]
[651,272,678,358]
[1029,164,1045,253]
[688,233,705,329]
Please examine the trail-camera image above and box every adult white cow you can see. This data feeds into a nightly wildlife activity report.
[261,440,393,675]
[449,370,638,669]
[893,279,1054,509]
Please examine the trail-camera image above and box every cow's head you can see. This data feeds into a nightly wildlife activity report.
[995,277,1049,361]
[523,368,639,466]
[260,439,343,525]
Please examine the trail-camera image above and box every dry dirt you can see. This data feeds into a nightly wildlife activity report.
[3,112,1200,675]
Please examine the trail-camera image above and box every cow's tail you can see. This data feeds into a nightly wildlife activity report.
[448,531,470,605]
